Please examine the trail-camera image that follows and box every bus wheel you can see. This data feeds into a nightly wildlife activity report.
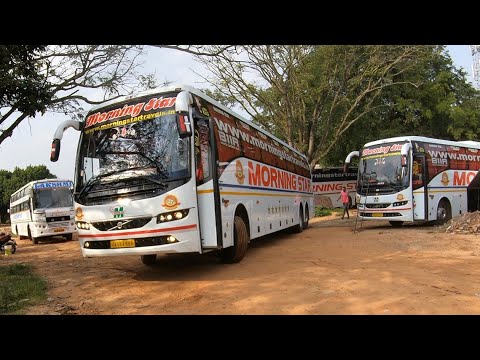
[16,226,25,240]
[65,234,73,241]
[141,254,157,266]
[293,207,304,233]
[28,227,38,244]
[221,216,249,264]
[303,205,309,230]
[389,221,404,227]
[436,199,452,225]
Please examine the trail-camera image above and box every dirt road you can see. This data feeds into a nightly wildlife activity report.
[2,212,480,315]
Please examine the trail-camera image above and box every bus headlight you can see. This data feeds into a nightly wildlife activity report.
[157,209,189,223]
[76,221,91,230]
[393,201,408,207]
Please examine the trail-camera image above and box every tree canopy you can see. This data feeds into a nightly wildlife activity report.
[196,45,480,168]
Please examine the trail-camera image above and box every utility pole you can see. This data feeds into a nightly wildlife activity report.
[471,45,480,88]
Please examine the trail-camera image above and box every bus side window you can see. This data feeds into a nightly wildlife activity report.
[412,157,424,189]
[195,120,211,185]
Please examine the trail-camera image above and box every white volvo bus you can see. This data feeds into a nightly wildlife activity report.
[50,84,313,265]
[344,136,480,226]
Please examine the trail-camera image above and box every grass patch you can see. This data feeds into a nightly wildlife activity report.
[315,207,332,217]
[0,263,48,314]
[315,207,344,217]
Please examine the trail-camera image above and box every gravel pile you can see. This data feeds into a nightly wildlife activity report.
[444,211,480,234]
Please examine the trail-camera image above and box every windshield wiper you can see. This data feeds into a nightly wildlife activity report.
[77,167,169,199]
[135,175,168,189]
[43,199,71,209]
[77,169,129,199]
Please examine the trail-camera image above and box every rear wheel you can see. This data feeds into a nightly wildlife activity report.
[221,216,249,263]
[141,254,157,266]
[436,199,452,225]
[303,205,309,230]
[293,206,304,233]
[389,221,404,227]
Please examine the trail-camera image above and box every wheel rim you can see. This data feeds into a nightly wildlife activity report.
[437,207,447,222]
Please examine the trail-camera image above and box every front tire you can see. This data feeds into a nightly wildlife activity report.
[16,226,26,240]
[389,221,404,227]
[28,227,38,244]
[436,199,452,225]
[141,254,157,266]
[65,233,73,241]
[221,216,249,263]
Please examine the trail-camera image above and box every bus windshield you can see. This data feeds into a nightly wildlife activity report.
[34,187,73,209]
[358,142,407,190]
[77,113,190,197]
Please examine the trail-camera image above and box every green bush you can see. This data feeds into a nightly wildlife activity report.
[315,207,332,217]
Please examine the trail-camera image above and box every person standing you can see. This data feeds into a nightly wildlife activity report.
[337,186,350,219]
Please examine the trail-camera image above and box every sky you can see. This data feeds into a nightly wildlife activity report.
[0,45,476,180]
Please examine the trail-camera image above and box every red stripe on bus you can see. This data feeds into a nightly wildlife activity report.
[78,224,197,238]
[361,208,412,212]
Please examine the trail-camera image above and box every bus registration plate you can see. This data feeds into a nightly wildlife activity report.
[372,213,383,217]
[54,228,64,232]
[110,239,135,248]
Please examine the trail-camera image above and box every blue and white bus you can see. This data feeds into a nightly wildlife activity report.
[9,179,77,243]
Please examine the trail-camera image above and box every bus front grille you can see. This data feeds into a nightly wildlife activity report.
[91,217,152,231]
[47,216,71,222]
[364,203,391,208]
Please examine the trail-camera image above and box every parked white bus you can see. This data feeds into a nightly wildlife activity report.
[50,84,313,265]
[9,179,76,243]
[312,166,358,208]
[344,136,480,226]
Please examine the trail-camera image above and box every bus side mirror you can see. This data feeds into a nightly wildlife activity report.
[50,119,83,162]
[176,113,192,138]
[51,139,61,162]
[344,151,359,173]
[400,143,411,167]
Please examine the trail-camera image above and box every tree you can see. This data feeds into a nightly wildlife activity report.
[0,45,51,117]
[195,45,432,168]
[0,45,236,147]
[0,165,56,223]
[321,46,480,166]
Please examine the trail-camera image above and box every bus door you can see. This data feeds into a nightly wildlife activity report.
[194,117,221,249]
[412,154,428,220]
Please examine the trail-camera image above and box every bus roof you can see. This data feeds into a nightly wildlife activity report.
[364,136,480,150]
[86,84,307,160]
